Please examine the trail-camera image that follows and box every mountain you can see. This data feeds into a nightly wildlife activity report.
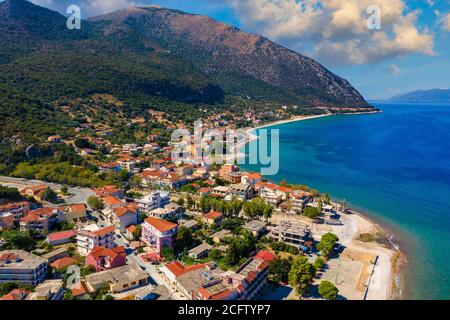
[0,0,372,111]
[390,89,450,103]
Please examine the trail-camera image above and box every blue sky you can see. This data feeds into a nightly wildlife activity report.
[30,0,450,100]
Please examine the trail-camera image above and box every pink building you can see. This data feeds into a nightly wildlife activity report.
[85,246,126,272]
[141,217,178,254]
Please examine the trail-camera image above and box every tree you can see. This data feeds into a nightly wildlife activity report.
[313,257,326,272]
[176,226,194,252]
[186,194,195,210]
[303,207,321,219]
[87,196,104,211]
[225,230,256,266]
[242,197,273,220]
[318,280,339,300]
[41,188,58,203]
[269,258,293,283]
[317,233,339,258]
[130,175,142,189]
[162,247,175,261]
[288,255,316,297]
[60,185,69,195]
[176,197,185,207]
[1,230,36,251]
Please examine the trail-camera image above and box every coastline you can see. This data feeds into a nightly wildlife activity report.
[238,110,401,300]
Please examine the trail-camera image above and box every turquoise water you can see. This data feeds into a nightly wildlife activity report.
[241,103,450,300]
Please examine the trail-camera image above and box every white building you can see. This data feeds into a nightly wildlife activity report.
[136,191,170,213]
[76,225,116,256]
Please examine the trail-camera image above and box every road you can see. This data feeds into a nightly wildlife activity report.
[0,176,95,205]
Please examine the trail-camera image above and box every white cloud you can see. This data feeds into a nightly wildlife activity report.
[388,64,400,75]
[230,0,435,66]
[445,13,450,31]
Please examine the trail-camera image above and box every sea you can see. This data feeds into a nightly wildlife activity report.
[241,102,450,300]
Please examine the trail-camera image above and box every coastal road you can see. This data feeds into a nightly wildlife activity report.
[0,176,95,205]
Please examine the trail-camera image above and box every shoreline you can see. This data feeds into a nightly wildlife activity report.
[238,110,401,300]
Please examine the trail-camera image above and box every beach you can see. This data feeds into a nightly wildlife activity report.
[239,111,400,300]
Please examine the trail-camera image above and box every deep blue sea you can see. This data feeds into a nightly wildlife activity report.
[241,103,450,300]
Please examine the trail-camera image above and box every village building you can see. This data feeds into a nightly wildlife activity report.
[0,250,47,286]
[85,246,126,272]
[0,201,30,223]
[269,220,313,251]
[20,207,60,235]
[148,203,183,221]
[20,185,49,202]
[94,186,124,198]
[188,243,212,259]
[229,183,254,200]
[136,191,170,213]
[84,264,148,294]
[141,217,178,254]
[26,279,64,300]
[202,211,223,226]
[58,203,87,223]
[47,230,77,246]
[76,225,116,256]
[244,220,267,237]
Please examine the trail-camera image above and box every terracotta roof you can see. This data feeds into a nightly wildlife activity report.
[114,206,131,218]
[255,181,291,193]
[20,207,55,223]
[198,286,231,300]
[0,201,29,212]
[88,245,125,260]
[50,256,77,270]
[127,225,136,233]
[254,251,277,262]
[48,230,77,242]
[0,289,29,301]
[244,173,262,180]
[164,261,208,277]
[204,211,222,220]
[102,196,123,206]
[145,217,177,233]
[93,225,115,236]
[20,184,48,195]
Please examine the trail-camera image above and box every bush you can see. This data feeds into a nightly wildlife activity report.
[319,280,339,300]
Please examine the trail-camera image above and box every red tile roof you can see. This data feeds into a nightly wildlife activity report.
[48,230,77,242]
[0,289,29,301]
[254,251,277,262]
[88,245,125,260]
[198,286,231,300]
[93,225,115,236]
[164,261,208,277]
[204,211,222,220]
[50,256,77,270]
[0,201,30,212]
[102,196,123,206]
[145,217,177,233]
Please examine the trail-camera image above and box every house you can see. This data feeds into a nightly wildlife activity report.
[220,164,241,183]
[160,261,224,300]
[20,207,60,235]
[269,220,313,250]
[188,243,212,259]
[0,250,47,286]
[202,211,223,226]
[136,191,170,213]
[0,201,30,223]
[212,229,233,243]
[99,162,121,173]
[241,173,262,185]
[289,191,313,214]
[47,135,61,144]
[125,225,137,241]
[26,279,64,300]
[229,183,254,200]
[85,246,126,271]
[177,164,195,176]
[111,284,170,300]
[84,264,148,294]
[76,225,116,256]
[94,186,123,198]
[47,230,77,246]
[197,187,211,197]
[244,220,267,237]
[141,217,178,254]
[255,182,291,206]
[111,205,139,233]
[148,203,183,221]
[118,158,136,172]
[123,144,139,154]
[58,203,87,223]
[140,170,188,189]
[50,256,77,271]
[42,247,69,263]
[211,186,229,198]
[0,289,29,300]
[20,185,48,201]
[100,188,127,203]
[178,219,199,231]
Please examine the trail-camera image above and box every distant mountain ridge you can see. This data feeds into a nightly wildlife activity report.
[390,89,450,103]
[0,0,373,110]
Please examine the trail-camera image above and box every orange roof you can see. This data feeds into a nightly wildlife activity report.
[50,256,77,270]
[21,185,48,195]
[93,225,115,236]
[198,286,231,300]
[198,188,211,193]
[69,204,86,213]
[145,217,177,233]
[255,251,277,262]
[102,196,123,206]
[127,225,136,233]
[204,211,222,220]
[164,261,208,277]
[245,173,262,180]
[0,201,29,211]
[20,207,55,223]
[0,289,29,301]
[88,246,125,260]
[255,181,291,193]
[114,206,131,217]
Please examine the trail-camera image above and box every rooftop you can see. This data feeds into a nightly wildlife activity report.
[144,217,177,233]
[0,250,47,269]
[85,264,147,289]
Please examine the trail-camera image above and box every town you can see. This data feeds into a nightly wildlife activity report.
[0,111,393,301]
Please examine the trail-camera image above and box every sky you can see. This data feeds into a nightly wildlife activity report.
[29,0,450,100]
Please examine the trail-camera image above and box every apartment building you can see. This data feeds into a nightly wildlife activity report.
[76,225,116,256]
[20,207,60,235]
[0,250,47,286]
[0,201,30,224]
[269,220,313,250]
[148,203,183,221]
[136,191,170,213]
[141,217,178,254]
